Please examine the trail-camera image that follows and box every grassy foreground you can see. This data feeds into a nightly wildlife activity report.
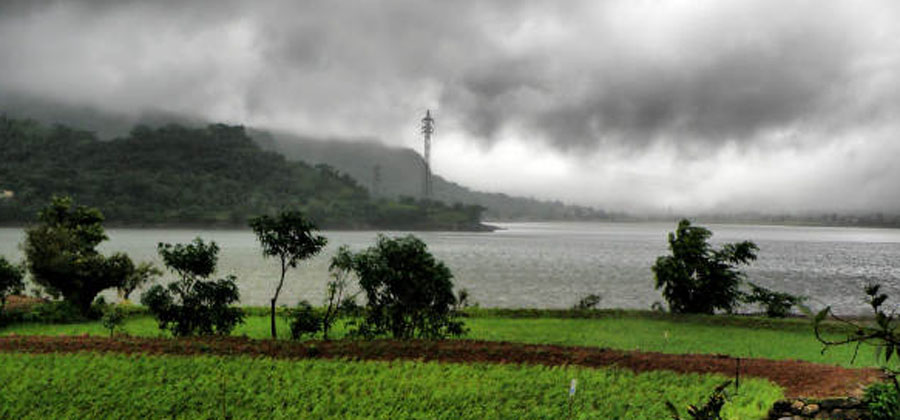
[0,311,880,367]
[0,352,780,420]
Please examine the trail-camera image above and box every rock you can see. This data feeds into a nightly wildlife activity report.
[791,400,805,413]
[802,403,820,416]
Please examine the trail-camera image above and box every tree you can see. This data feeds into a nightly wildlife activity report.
[141,238,244,336]
[23,196,134,317]
[322,245,356,340]
[350,234,465,339]
[118,262,162,301]
[652,219,758,314]
[0,256,25,312]
[250,211,327,339]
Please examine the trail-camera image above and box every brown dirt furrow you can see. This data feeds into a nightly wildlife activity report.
[0,335,882,398]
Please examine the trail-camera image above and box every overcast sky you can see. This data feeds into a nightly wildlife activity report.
[2,0,899,213]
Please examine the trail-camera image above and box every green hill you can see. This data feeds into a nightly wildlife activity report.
[0,116,488,230]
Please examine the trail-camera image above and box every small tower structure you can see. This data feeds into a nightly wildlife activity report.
[421,109,435,199]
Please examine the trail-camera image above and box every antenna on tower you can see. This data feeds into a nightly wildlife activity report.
[421,109,435,199]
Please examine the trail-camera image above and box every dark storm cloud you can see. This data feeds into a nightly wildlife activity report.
[2,0,896,152]
[440,2,890,152]
[2,0,900,211]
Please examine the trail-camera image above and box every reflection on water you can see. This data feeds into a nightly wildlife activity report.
[1,222,899,315]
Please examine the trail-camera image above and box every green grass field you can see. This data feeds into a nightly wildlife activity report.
[0,352,781,420]
[0,311,879,367]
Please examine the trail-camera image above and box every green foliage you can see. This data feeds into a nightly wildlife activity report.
[118,262,162,301]
[21,301,86,324]
[866,381,900,420]
[141,238,244,336]
[0,117,486,230]
[0,256,24,311]
[0,353,780,419]
[322,245,356,339]
[815,284,900,377]
[653,219,758,314]
[350,234,465,339]
[157,239,219,281]
[283,300,322,340]
[743,283,806,318]
[666,381,732,420]
[573,293,603,311]
[101,305,125,337]
[249,211,327,338]
[23,196,134,317]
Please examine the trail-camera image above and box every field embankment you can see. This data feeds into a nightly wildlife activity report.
[0,334,880,398]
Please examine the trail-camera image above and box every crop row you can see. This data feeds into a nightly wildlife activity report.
[0,352,781,419]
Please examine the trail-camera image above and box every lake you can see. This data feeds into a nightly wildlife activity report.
[2,222,899,315]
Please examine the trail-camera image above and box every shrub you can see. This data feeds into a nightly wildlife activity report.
[455,288,479,311]
[101,305,126,337]
[26,301,86,324]
[0,256,24,312]
[22,196,135,317]
[742,282,806,318]
[653,219,758,314]
[141,238,244,337]
[573,294,602,311]
[666,380,732,420]
[350,234,465,339]
[866,381,900,420]
[284,300,322,340]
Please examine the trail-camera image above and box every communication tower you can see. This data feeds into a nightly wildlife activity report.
[421,109,435,199]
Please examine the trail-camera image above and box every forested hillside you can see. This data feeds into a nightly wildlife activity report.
[0,116,487,230]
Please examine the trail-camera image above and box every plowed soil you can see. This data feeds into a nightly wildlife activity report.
[0,335,881,398]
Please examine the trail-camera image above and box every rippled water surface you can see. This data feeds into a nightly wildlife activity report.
[2,222,899,314]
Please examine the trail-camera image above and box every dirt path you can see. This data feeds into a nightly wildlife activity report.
[0,335,882,398]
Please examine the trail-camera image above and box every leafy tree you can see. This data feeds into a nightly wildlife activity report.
[321,245,357,340]
[249,211,327,339]
[141,238,244,336]
[23,196,134,317]
[118,262,162,301]
[350,234,465,339]
[0,256,25,312]
[652,219,758,314]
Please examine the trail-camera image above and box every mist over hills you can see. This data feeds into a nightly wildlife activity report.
[3,97,900,228]
[251,129,614,221]
[0,96,614,222]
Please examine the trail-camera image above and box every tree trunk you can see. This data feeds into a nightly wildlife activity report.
[270,260,287,339]
[270,298,277,339]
